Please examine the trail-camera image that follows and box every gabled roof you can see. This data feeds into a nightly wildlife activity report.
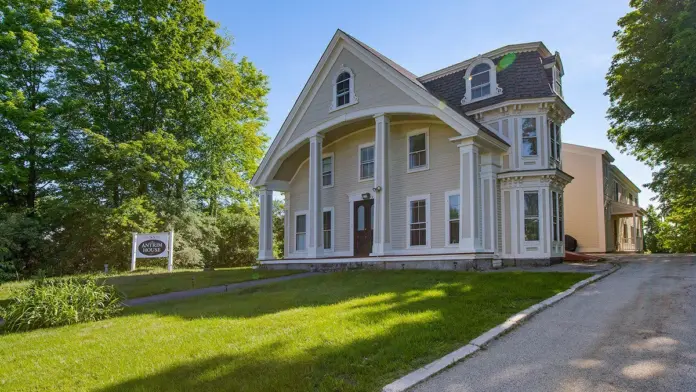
[252,30,503,187]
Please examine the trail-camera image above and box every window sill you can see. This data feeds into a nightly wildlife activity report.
[407,165,429,174]
[322,184,334,189]
[460,90,502,106]
[329,99,358,113]
[406,244,431,250]
[358,177,374,183]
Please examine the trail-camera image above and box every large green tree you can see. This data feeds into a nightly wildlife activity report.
[0,0,269,276]
[606,0,696,252]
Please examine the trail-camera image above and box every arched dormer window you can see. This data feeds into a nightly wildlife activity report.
[461,57,502,105]
[331,67,357,111]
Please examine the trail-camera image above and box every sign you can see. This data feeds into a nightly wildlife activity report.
[131,231,175,272]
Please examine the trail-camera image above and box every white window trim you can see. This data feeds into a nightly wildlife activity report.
[551,191,560,243]
[330,67,358,112]
[460,57,502,105]
[406,128,429,173]
[521,117,539,158]
[321,152,334,189]
[523,191,540,244]
[444,190,460,248]
[406,194,431,249]
[552,65,563,98]
[322,206,335,252]
[294,210,308,253]
[357,142,375,182]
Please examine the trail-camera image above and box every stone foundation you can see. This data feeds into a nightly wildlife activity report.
[260,257,559,272]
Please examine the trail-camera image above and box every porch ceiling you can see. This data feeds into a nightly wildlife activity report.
[271,114,439,182]
[610,201,644,217]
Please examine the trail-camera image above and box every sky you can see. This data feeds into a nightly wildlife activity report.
[205,0,655,205]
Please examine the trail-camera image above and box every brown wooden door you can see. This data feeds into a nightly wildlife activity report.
[354,199,374,256]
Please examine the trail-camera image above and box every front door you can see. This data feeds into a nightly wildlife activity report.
[353,199,374,256]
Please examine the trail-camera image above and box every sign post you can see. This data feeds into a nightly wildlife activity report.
[131,232,174,272]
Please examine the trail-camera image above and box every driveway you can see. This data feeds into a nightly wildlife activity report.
[414,254,696,392]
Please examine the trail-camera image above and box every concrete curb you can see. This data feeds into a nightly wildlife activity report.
[382,264,621,392]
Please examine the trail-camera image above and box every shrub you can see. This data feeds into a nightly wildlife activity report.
[0,277,122,332]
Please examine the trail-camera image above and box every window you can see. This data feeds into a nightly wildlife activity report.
[551,191,559,241]
[628,193,634,206]
[322,155,333,188]
[408,130,428,171]
[524,191,540,241]
[323,208,333,251]
[409,199,427,247]
[335,71,351,107]
[559,193,564,241]
[295,213,307,251]
[614,182,620,201]
[461,58,501,105]
[470,63,491,100]
[522,118,538,157]
[548,121,561,168]
[359,144,375,180]
[553,66,563,97]
[446,192,460,245]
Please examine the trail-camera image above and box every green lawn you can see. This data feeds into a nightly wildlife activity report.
[0,267,302,303]
[0,270,590,392]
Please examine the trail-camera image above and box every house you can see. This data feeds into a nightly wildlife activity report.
[251,30,574,270]
[561,143,645,253]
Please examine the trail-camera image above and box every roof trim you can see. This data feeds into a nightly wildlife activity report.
[419,42,552,83]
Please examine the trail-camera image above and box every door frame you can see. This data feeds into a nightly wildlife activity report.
[348,190,375,256]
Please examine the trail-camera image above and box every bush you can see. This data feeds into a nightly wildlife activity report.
[0,277,122,332]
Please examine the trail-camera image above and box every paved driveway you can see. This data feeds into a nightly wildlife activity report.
[414,254,696,392]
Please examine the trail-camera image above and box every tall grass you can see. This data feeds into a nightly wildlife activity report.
[0,277,122,332]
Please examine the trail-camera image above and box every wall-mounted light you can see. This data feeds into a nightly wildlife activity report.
[361,192,371,200]
[372,186,382,193]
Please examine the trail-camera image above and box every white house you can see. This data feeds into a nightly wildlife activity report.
[251,30,574,270]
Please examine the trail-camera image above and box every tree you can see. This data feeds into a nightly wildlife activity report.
[606,0,696,252]
[0,0,64,211]
[0,0,269,277]
[643,205,666,253]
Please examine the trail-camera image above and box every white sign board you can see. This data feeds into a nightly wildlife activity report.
[131,231,174,271]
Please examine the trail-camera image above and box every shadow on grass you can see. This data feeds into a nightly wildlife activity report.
[98,271,587,392]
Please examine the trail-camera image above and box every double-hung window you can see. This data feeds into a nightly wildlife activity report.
[323,208,333,251]
[614,182,620,202]
[359,144,375,180]
[551,191,559,241]
[521,118,538,157]
[548,121,561,168]
[524,191,540,241]
[408,196,429,247]
[322,155,333,187]
[295,213,307,251]
[446,192,460,245]
[335,72,351,108]
[470,63,491,100]
[553,66,563,98]
[408,131,428,171]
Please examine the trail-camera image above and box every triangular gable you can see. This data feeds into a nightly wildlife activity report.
[251,30,482,187]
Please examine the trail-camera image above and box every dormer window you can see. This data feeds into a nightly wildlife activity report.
[552,65,563,97]
[461,57,502,105]
[470,63,491,99]
[331,67,357,111]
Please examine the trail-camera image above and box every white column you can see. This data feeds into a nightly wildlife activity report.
[307,135,323,258]
[258,188,274,260]
[459,141,482,252]
[632,213,637,250]
[373,114,390,255]
[480,154,500,253]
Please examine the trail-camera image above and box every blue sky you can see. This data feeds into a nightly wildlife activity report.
[205,0,654,205]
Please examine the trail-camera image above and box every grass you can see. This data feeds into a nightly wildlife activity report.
[0,267,302,303]
[0,270,590,392]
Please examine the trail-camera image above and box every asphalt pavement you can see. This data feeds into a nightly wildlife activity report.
[413,254,696,392]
